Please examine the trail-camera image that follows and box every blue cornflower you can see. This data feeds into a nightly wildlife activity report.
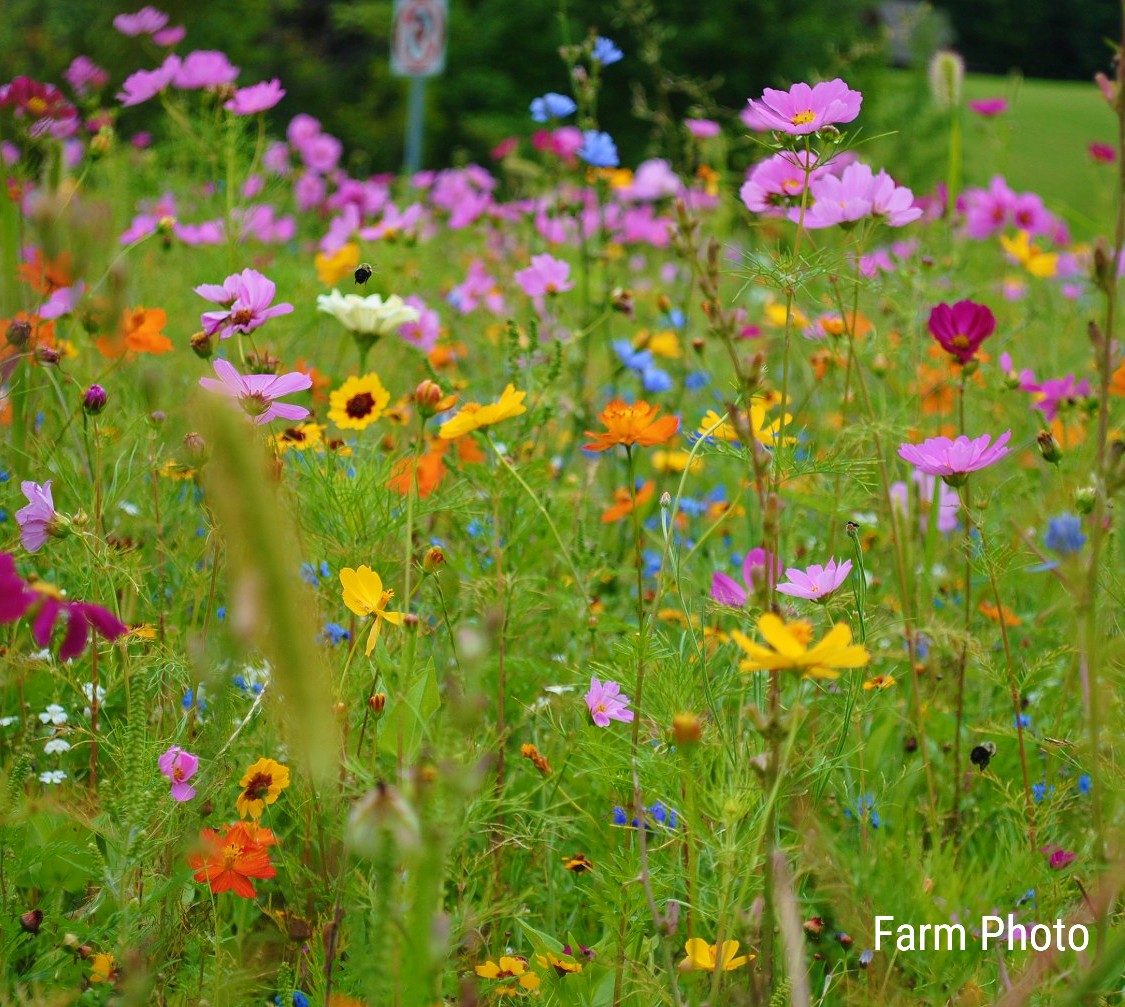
[183,688,207,713]
[232,674,250,692]
[0,469,9,483]
[1077,773,1092,794]
[299,562,320,586]
[1031,782,1055,803]
[662,307,687,329]
[1045,514,1086,555]
[578,130,619,168]
[843,793,881,828]
[642,366,673,393]
[275,994,310,1007]
[1016,888,1036,908]
[643,549,663,579]
[216,605,226,621]
[613,339,672,393]
[678,497,708,518]
[592,36,623,65]
[685,371,710,391]
[648,801,678,828]
[530,92,577,123]
[322,622,351,646]
[1014,714,1031,729]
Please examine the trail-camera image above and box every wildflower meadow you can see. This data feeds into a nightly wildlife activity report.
[3,6,1125,1006]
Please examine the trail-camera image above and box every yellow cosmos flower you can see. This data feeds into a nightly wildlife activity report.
[340,565,404,655]
[236,757,291,820]
[89,952,118,984]
[731,613,870,679]
[764,301,809,328]
[438,384,527,440]
[699,401,794,447]
[639,329,682,359]
[679,938,753,972]
[652,449,703,473]
[999,230,1058,279]
[329,373,391,431]
[475,956,541,992]
[315,242,360,285]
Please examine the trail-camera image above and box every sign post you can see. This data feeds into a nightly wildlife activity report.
[391,0,448,175]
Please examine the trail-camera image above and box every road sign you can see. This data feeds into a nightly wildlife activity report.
[391,0,448,78]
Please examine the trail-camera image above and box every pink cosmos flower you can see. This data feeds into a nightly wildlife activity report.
[968,98,1007,117]
[118,61,177,107]
[195,268,294,339]
[16,480,59,553]
[33,596,128,661]
[776,557,852,602]
[39,282,85,320]
[1042,845,1076,870]
[515,254,574,298]
[0,553,36,623]
[198,359,311,425]
[711,547,780,606]
[398,295,441,351]
[1090,142,1116,164]
[64,56,109,96]
[298,133,343,174]
[685,118,720,139]
[740,150,828,215]
[153,24,186,46]
[225,79,285,115]
[797,162,921,229]
[959,175,1016,239]
[927,300,996,364]
[158,746,200,801]
[113,6,169,36]
[585,676,635,728]
[890,470,960,535]
[172,51,239,90]
[1010,370,1092,422]
[745,78,862,136]
[898,431,1012,486]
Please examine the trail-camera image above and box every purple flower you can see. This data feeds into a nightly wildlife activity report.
[515,254,574,298]
[39,282,85,320]
[158,746,200,801]
[113,6,169,37]
[199,359,311,425]
[585,676,634,728]
[225,79,286,115]
[1042,845,1076,870]
[711,547,780,606]
[776,557,852,602]
[195,268,294,339]
[1027,374,1091,422]
[928,300,996,364]
[118,60,177,107]
[969,97,1007,117]
[0,554,36,623]
[577,130,619,168]
[898,431,1012,486]
[172,51,240,90]
[33,596,128,661]
[745,78,862,136]
[15,480,59,553]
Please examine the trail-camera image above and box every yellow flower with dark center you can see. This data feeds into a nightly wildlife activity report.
[315,242,360,285]
[236,757,291,820]
[329,374,391,431]
[272,422,327,453]
[562,853,594,873]
[731,613,869,679]
[863,674,896,690]
[438,384,527,439]
[536,951,584,974]
[339,566,404,655]
[679,938,752,972]
[475,956,541,992]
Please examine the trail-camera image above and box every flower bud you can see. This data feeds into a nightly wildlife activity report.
[610,287,634,318]
[149,410,166,425]
[423,546,445,573]
[6,318,31,348]
[82,384,107,415]
[183,431,207,462]
[403,612,420,630]
[1093,239,1113,291]
[671,712,701,745]
[413,379,444,416]
[20,909,43,934]
[656,293,672,313]
[246,352,278,375]
[189,330,214,359]
[36,346,60,365]
[660,491,672,509]
[928,49,964,111]
[1036,429,1062,465]
[368,692,386,714]
[1075,485,1097,515]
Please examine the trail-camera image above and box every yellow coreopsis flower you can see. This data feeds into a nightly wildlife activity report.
[438,384,527,439]
[679,938,753,972]
[315,242,360,285]
[236,757,291,820]
[340,565,404,655]
[999,230,1058,278]
[731,613,870,679]
[699,400,794,447]
[329,373,391,431]
[475,956,541,992]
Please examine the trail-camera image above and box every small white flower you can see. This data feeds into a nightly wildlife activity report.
[38,770,67,785]
[44,738,72,754]
[38,704,68,726]
[82,683,107,705]
[0,716,19,728]
[118,501,140,516]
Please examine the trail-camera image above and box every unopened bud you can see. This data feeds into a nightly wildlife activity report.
[1036,429,1062,465]
[414,379,444,416]
[423,546,445,573]
[149,410,166,425]
[691,337,705,353]
[656,294,672,313]
[190,330,214,359]
[183,431,207,462]
[871,354,889,378]
[1093,239,1113,291]
[36,346,60,365]
[403,612,420,630]
[20,909,43,934]
[369,692,386,714]
[928,49,964,111]
[6,319,31,348]
[82,384,107,415]
[660,491,672,509]
[671,712,701,745]
[1075,485,1097,515]
[246,352,278,376]
[610,287,635,318]
[346,781,422,858]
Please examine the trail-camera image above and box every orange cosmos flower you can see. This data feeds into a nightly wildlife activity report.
[979,600,1020,626]
[17,248,72,294]
[98,307,173,357]
[601,480,654,523]
[388,441,449,498]
[583,400,680,452]
[188,821,277,898]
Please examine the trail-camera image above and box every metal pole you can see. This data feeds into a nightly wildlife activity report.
[403,75,426,174]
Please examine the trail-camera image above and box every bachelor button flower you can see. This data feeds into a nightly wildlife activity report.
[158,745,200,801]
[897,431,1012,486]
[195,268,294,339]
[679,939,752,972]
[529,92,577,122]
[776,557,852,603]
[15,480,61,553]
[1045,514,1085,554]
[583,400,680,452]
[732,614,870,679]
[585,676,635,727]
[1031,782,1055,803]
[225,79,285,115]
[339,566,404,655]
[1078,774,1092,794]
[711,547,780,606]
[198,359,312,425]
[578,130,619,168]
[745,78,862,136]
[927,300,996,364]
[592,36,623,65]
[236,757,291,819]
[612,340,673,394]
[843,793,881,827]
[515,254,574,298]
[321,622,351,645]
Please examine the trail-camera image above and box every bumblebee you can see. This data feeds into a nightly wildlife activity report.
[354,262,374,287]
[970,741,996,771]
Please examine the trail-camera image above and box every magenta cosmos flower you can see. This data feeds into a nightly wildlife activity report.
[776,557,852,602]
[0,553,36,623]
[158,746,199,801]
[225,79,285,115]
[173,51,240,90]
[195,268,294,339]
[968,98,1007,117]
[33,595,129,661]
[199,359,311,425]
[16,480,60,553]
[898,431,1012,486]
[113,6,169,36]
[514,254,574,298]
[585,676,634,728]
[711,547,781,606]
[745,78,862,136]
[927,300,995,364]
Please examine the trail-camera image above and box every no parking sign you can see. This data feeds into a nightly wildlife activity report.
[391,0,448,77]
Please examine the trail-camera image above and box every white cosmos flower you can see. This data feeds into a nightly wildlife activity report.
[316,290,420,336]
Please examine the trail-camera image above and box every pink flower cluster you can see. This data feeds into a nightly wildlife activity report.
[195,268,294,339]
[958,175,1068,243]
